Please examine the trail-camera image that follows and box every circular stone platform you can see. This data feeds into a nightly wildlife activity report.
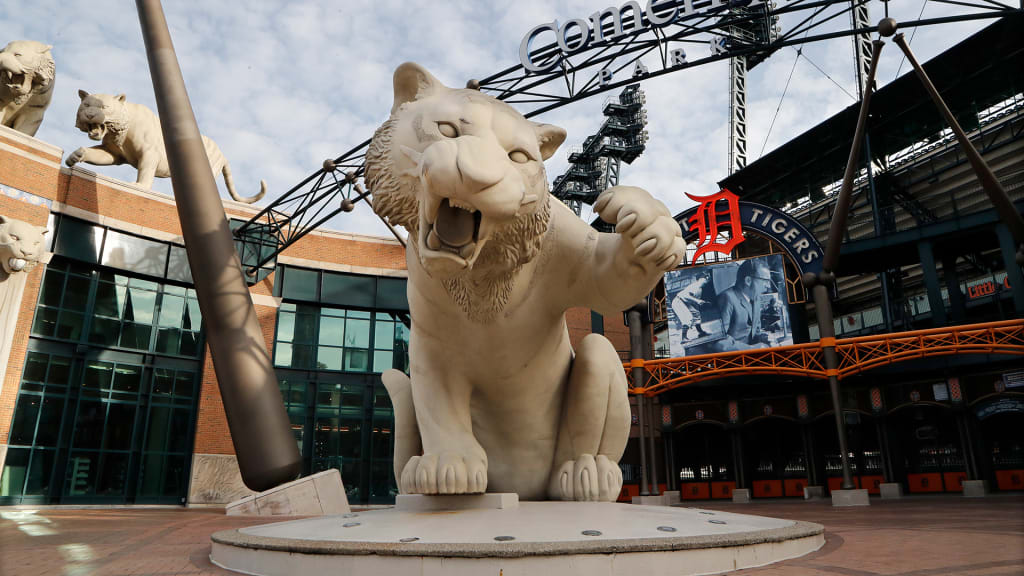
[210,502,824,576]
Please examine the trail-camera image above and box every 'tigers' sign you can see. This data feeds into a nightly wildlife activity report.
[519,0,764,74]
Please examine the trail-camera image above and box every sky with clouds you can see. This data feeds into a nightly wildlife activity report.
[1,1,1004,238]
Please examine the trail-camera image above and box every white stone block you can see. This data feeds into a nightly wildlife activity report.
[879,483,903,499]
[732,489,751,503]
[226,469,350,516]
[962,479,987,498]
[831,489,870,507]
[395,492,518,512]
[803,486,825,500]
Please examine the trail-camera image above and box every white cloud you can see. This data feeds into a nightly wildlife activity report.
[1,1,1002,238]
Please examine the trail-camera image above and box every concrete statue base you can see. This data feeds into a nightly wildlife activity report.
[831,489,870,507]
[225,469,349,516]
[632,493,667,505]
[962,480,987,498]
[732,488,751,503]
[880,483,903,499]
[803,486,825,500]
[211,501,824,576]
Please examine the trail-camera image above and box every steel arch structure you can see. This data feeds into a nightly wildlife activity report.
[626,319,1024,396]
[232,0,1022,272]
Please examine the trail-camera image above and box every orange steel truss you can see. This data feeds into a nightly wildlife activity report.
[626,319,1024,396]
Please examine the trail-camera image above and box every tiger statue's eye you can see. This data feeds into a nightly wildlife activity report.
[508,150,530,164]
[437,122,458,138]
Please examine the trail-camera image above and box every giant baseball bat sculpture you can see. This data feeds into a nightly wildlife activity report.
[136,0,301,491]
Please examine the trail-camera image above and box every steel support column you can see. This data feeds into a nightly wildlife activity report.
[628,307,649,496]
[728,55,748,174]
[135,0,301,491]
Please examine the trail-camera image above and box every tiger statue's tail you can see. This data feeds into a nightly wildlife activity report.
[221,161,267,204]
[381,369,421,492]
[200,134,266,204]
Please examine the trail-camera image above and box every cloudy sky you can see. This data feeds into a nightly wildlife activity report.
[1,1,1002,237]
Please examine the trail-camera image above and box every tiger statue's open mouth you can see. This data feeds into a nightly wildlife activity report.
[2,69,30,95]
[419,196,488,269]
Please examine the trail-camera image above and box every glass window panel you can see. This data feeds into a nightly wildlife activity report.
[83,362,113,390]
[9,395,40,445]
[314,417,340,459]
[341,385,363,408]
[102,403,136,451]
[72,402,106,449]
[145,406,170,453]
[344,319,370,348]
[338,419,362,458]
[164,284,186,296]
[374,320,394,350]
[317,383,341,409]
[23,449,56,496]
[31,307,58,336]
[63,276,91,312]
[153,369,173,395]
[93,282,125,318]
[372,425,393,459]
[347,310,371,319]
[102,230,169,278]
[54,217,103,264]
[95,452,129,497]
[65,452,97,496]
[56,311,84,341]
[89,317,121,347]
[179,331,200,358]
[372,350,393,373]
[139,453,163,497]
[370,459,397,501]
[158,295,184,328]
[124,288,157,324]
[128,277,158,291]
[376,277,409,311]
[166,246,193,284]
[155,328,181,355]
[162,455,185,498]
[322,307,345,318]
[113,365,142,393]
[39,269,64,306]
[168,409,190,453]
[274,342,293,367]
[319,316,344,346]
[344,349,369,372]
[183,299,202,331]
[22,352,48,382]
[35,397,65,447]
[0,448,30,497]
[317,347,343,371]
[292,312,316,345]
[283,268,318,301]
[119,323,152,350]
[280,302,296,312]
[321,272,374,308]
[47,356,71,386]
[173,373,194,398]
[291,345,314,369]
[374,387,392,409]
[276,312,295,342]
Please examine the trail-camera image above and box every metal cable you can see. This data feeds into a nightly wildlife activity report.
[759,47,801,159]
[895,0,929,80]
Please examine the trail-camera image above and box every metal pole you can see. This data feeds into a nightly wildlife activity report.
[648,399,660,495]
[136,0,301,492]
[628,307,649,496]
[805,38,884,492]
[893,32,1024,251]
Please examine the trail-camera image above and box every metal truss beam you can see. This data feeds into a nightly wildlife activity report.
[234,1,1021,272]
[626,319,1024,396]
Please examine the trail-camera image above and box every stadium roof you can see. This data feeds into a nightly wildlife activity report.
[718,15,1024,207]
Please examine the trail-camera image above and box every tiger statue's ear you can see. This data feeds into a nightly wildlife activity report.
[534,123,567,161]
[391,62,443,116]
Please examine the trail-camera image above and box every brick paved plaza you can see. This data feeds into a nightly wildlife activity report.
[0,495,1021,576]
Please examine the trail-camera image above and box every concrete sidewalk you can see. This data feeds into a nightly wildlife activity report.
[0,495,1021,575]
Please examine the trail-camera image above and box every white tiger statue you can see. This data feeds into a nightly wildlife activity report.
[66,90,265,203]
[0,215,47,274]
[0,40,55,137]
[366,63,685,501]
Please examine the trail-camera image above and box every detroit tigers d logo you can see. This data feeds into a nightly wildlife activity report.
[685,188,746,260]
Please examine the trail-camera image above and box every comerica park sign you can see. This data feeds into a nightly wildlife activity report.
[520,0,765,73]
